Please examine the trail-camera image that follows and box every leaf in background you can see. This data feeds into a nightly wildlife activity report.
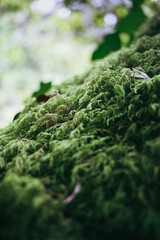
[13,112,21,121]
[132,0,145,8]
[116,0,146,35]
[32,82,52,98]
[92,33,121,61]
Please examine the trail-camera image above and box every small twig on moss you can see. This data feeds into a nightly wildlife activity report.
[63,180,82,205]
[130,68,150,79]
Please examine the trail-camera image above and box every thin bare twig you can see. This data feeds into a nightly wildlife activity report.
[63,180,82,205]
[130,68,150,79]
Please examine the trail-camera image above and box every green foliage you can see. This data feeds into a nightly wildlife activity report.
[32,82,52,98]
[0,20,160,239]
[117,0,146,34]
[0,0,154,63]
[92,0,146,60]
[92,33,121,60]
[136,6,160,37]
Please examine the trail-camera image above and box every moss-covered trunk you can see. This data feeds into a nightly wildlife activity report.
[0,14,160,240]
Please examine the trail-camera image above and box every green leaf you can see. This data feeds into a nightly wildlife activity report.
[132,0,145,8]
[116,2,146,35]
[92,33,121,61]
[32,82,52,98]
[114,84,125,97]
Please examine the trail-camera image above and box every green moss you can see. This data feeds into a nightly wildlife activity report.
[1,18,160,240]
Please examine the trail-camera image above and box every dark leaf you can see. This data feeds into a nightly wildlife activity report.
[116,1,146,35]
[132,0,145,8]
[92,33,121,61]
[13,112,21,121]
[32,82,52,98]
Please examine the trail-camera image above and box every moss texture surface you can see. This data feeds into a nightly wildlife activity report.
[0,16,160,240]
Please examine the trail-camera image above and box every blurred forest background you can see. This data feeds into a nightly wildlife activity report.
[0,0,159,127]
